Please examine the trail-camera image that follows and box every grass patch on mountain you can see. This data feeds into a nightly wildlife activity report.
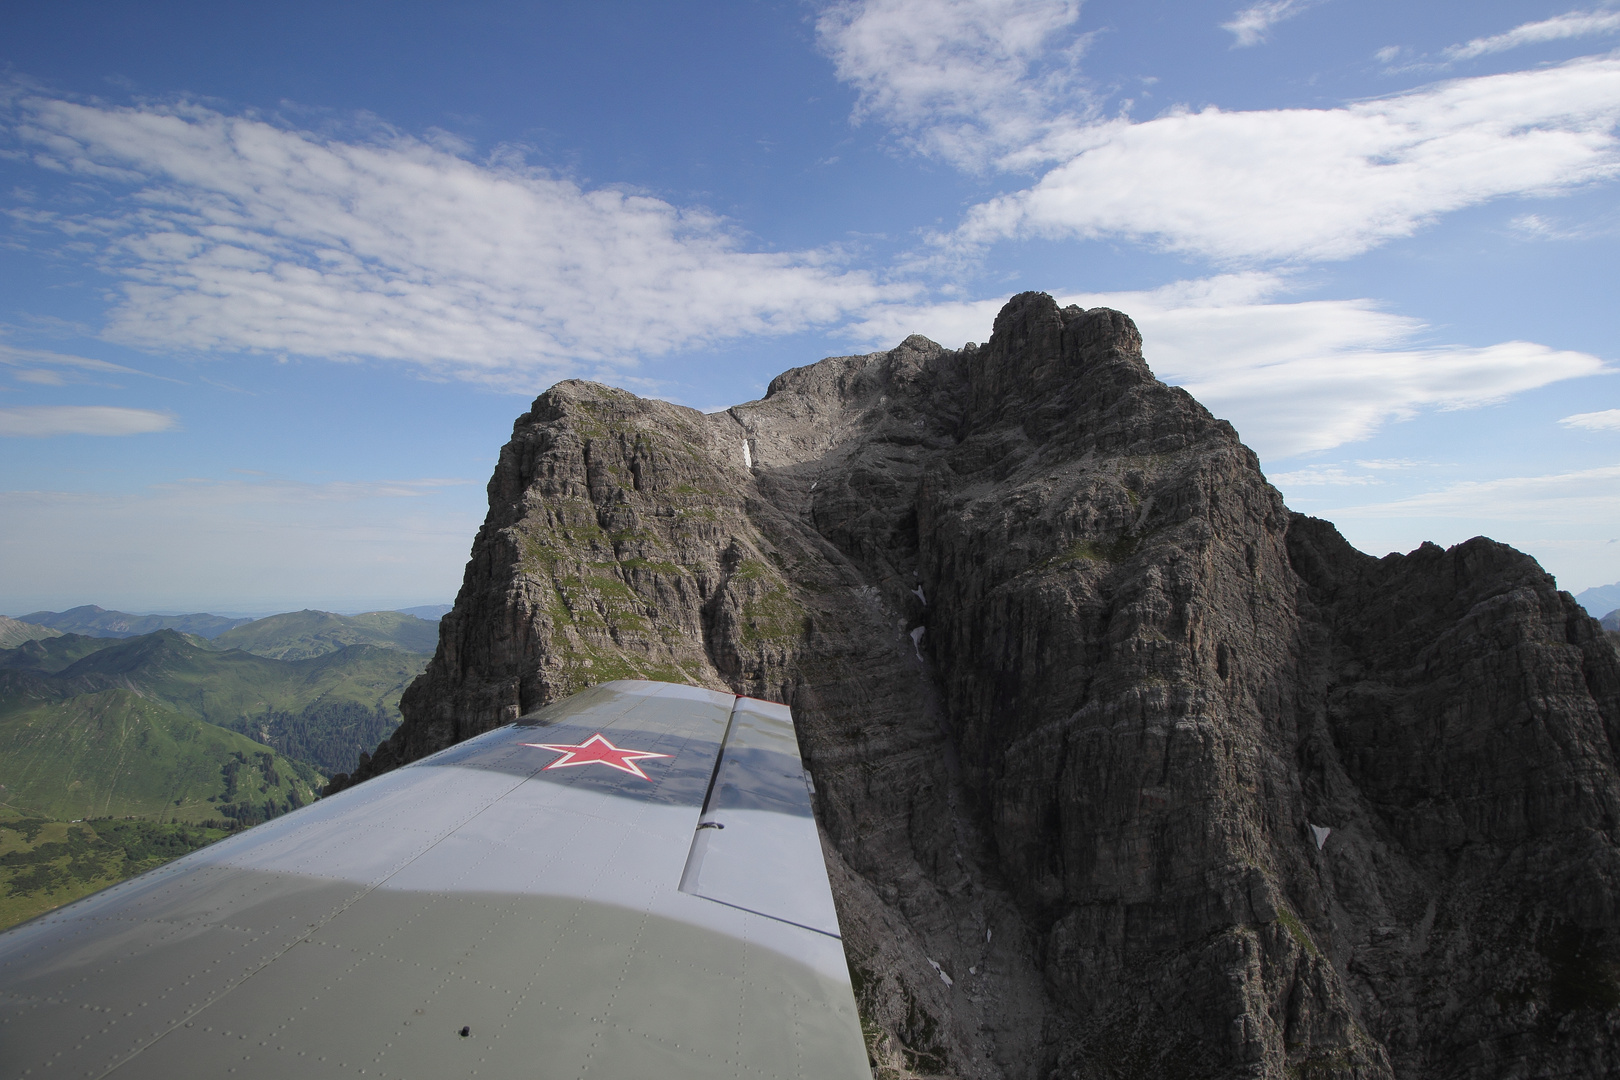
[0,810,230,930]
[0,689,320,823]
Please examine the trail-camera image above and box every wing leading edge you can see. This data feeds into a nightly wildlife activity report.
[0,680,870,1079]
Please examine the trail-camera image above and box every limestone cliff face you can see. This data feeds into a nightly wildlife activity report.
[332,293,1620,1080]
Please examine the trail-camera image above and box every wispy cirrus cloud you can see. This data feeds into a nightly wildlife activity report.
[0,345,144,375]
[816,0,1093,171]
[946,56,1620,263]
[1561,408,1620,430]
[7,11,1615,465]
[1443,8,1620,63]
[1221,0,1325,48]
[0,404,175,436]
[1266,464,1382,486]
[0,343,176,389]
[819,3,1620,263]
[848,273,1607,458]
[1321,464,1620,590]
[1266,458,1435,489]
[1346,463,1620,521]
[4,96,911,388]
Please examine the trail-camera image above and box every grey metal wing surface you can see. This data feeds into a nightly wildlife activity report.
[0,680,869,1079]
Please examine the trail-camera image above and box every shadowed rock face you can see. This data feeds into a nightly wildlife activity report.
[331,292,1620,1080]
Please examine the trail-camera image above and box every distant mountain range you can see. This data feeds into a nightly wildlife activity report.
[208,609,440,661]
[1576,582,1620,620]
[18,605,255,639]
[395,604,451,620]
[14,603,452,640]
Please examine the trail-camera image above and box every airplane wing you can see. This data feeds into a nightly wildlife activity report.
[0,680,870,1078]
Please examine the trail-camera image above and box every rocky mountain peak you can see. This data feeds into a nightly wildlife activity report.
[331,292,1620,1080]
[980,292,1142,397]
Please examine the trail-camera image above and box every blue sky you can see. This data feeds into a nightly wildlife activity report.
[3,0,1620,614]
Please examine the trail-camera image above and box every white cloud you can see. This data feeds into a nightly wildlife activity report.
[846,273,1607,457]
[0,345,148,376]
[0,405,175,436]
[816,0,1093,170]
[819,5,1620,262]
[6,97,910,387]
[1267,464,1381,486]
[1345,463,1620,521]
[0,344,174,390]
[1561,408,1620,429]
[1444,9,1620,62]
[1222,0,1324,48]
[0,476,479,612]
[1267,458,1436,489]
[15,370,65,385]
[949,56,1620,262]
[1510,212,1564,239]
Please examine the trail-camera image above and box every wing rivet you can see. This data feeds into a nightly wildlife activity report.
[459,1026,471,1037]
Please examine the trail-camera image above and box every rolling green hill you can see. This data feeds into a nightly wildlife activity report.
[0,617,61,649]
[208,609,440,660]
[0,689,320,823]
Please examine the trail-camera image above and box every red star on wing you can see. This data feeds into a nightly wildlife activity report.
[521,732,672,781]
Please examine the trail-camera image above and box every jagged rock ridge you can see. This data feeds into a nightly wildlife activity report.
[332,292,1620,1080]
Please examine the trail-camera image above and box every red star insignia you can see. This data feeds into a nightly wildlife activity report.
[521,732,672,781]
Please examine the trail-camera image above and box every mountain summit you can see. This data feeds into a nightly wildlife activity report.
[332,293,1620,1080]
